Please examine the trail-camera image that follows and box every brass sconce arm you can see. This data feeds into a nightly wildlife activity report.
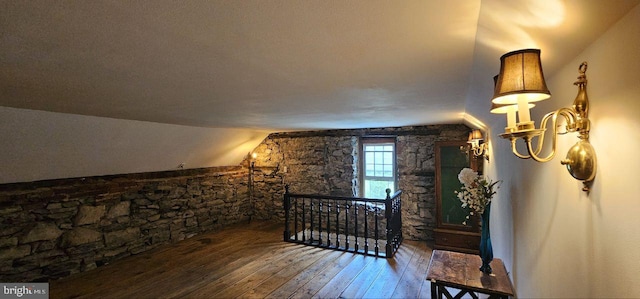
[492,53,596,192]
[465,129,490,161]
[471,143,488,158]
[509,139,531,159]
[506,107,581,163]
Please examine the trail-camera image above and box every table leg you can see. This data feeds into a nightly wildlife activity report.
[430,280,439,298]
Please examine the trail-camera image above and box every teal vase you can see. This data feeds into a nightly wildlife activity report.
[479,203,493,274]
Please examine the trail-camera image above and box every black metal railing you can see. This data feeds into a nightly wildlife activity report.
[283,186,403,258]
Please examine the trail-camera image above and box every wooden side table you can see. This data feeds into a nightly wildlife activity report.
[426,250,515,299]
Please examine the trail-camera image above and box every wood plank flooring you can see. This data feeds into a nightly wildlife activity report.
[50,221,435,299]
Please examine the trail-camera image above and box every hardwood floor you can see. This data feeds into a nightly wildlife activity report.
[50,221,434,299]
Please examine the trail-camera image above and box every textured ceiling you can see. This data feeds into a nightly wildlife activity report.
[1,0,638,131]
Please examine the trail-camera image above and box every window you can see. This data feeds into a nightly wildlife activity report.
[361,138,396,199]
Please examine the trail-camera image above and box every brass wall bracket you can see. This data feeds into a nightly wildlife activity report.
[499,62,597,192]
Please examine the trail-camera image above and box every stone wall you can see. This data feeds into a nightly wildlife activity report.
[248,135,357,222]
[0,124,470,283]
[247,125,470,241]
[0,167,249,282]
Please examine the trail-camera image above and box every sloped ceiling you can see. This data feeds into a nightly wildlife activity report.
[1,0,638,131]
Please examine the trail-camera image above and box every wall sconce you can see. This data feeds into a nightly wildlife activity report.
[468,129,489,161]
[491,49,597,191]
[247,151,280,176]
[250,152,257,168]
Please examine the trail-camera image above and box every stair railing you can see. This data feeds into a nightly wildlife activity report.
[283,186,402,258]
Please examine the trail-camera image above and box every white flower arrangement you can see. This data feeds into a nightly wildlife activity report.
[454,168,500,225]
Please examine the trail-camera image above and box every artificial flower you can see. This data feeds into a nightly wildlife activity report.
[454,168,500,222]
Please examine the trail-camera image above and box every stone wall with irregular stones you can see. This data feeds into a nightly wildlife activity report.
[0,167,250,282]
[247,125,471,241]
[247,135,358,222]
[0,124,470,283]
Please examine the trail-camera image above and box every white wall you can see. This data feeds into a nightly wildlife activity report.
[580,5,640,297]
[468,4,640,298]
[0,107,269,184]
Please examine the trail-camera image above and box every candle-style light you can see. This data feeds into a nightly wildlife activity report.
[490,49,597,191]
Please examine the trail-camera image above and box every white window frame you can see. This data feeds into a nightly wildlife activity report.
[360,137,397,200]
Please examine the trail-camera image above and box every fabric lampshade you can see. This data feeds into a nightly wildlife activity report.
[468,129,483,141]
[492,49,551,105]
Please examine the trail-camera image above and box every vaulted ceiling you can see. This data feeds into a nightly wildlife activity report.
[1,0,638,131]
